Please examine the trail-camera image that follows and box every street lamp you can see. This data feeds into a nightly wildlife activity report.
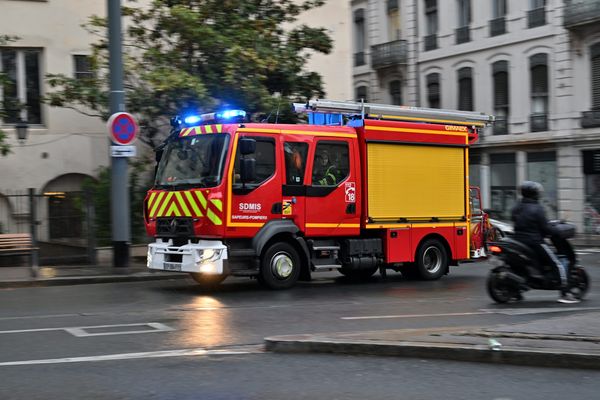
[15,119,28,144]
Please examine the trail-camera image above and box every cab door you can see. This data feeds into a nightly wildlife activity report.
[227,134,281,237]
[304,139,360,237]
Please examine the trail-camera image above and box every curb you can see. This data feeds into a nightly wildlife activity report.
[0,273,187,288]
[264,335,600,370]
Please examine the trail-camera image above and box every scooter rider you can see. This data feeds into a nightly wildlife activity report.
[511,181,580,304]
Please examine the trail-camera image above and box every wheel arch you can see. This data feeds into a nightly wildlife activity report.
[415,233,452,266]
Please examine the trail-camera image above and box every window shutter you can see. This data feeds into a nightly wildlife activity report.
[458,67,473,111]
[592,43,600,110]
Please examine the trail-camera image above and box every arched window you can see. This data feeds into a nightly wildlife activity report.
[355,86,368,103]
[530,53,548,131]
[426,73,440,108]
[389,80,402,105]
[492,60,509,135]
[457,67,473,111]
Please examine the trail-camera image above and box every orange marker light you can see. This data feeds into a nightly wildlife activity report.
[488,245,502,254]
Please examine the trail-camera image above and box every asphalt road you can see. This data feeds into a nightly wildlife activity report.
[1,251,600,399]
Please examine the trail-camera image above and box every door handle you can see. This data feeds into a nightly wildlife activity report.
[272,202,282,214]
[346,203,356,214]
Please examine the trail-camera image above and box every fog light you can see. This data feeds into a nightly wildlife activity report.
[199,262,217,274]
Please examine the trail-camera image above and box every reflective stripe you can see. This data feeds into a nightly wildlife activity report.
[156,192,173,216]
[185,191,203,216]
[195,191,207,209]
[211,199,223,212]
[207,209,222,225]
[174,192,190,216]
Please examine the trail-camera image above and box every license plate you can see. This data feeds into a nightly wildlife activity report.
[164,262,182,271]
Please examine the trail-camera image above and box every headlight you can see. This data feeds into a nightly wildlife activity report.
[198,248,222,264]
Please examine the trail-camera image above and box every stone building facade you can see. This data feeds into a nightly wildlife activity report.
[352,0,600,236]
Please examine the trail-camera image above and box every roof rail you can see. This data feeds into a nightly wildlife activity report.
[293,99,495,127]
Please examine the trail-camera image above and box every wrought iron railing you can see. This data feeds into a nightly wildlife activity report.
[371,40,408,69]
[564,0,600,29]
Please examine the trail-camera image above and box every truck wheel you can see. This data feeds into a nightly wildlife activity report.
[189,273,226,289]
[416,239,448,280]
[259,242,301,290]
[339,266,378,281]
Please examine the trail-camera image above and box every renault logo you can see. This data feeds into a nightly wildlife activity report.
[169,218,178,234]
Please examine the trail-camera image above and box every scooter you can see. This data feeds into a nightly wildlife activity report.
[486,221,589,303]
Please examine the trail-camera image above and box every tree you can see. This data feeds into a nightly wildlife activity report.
[45,0,332,149]
[0,35,19,156]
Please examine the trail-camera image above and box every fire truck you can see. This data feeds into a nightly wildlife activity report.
[144,99,494,289]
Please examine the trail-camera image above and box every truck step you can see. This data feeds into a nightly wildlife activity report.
[312,246,341,251]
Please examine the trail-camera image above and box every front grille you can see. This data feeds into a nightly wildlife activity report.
[156,217,194,237]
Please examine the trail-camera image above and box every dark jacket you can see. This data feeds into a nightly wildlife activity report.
[511,198,556,244]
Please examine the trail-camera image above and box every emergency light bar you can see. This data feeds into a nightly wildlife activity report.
[294,99,495,127]
[181,109,247,127]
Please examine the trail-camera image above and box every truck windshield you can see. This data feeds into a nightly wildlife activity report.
[155,134,230,189]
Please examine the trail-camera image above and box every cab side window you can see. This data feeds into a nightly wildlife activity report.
[312,142,350,186]
[233,137,275,186]
[284,142,309,185]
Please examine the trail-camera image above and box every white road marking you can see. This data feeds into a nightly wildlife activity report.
[341,311,491,320]
[0,322,174,337]
[0,345,263,367]
[342,306,600,320]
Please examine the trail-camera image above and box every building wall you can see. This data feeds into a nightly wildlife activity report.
[0,0,109,196]
[354,0,600,235]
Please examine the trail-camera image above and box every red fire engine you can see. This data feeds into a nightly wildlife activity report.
[144,100,494,289]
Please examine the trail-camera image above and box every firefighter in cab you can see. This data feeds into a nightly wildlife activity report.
[313,150,338,186]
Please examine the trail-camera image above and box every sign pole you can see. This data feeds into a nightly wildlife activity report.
[108,0,130,268]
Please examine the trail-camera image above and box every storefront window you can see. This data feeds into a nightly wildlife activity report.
[583,150,600,235]
[490,153,516,220]
[527,151,557,219]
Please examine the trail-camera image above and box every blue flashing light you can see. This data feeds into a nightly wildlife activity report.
[183,115,202,125]
[216,109,246,120]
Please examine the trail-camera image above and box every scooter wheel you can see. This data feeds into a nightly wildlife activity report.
[487,271,519,304]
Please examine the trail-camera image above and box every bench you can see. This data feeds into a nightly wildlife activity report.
[0,233,37,265]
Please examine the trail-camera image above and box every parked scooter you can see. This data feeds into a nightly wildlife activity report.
[486,221,589,303]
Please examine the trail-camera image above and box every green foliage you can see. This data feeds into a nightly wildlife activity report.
[83,162,154,246]
[45,0,332,148]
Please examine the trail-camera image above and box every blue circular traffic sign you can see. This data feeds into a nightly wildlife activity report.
[107,112,138,145]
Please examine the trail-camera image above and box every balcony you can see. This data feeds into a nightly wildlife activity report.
[528,7,546,28]
[530,113,548,132]
[354,52,365,67]
[582,110,600,128]
[371,40,408,70]
[564,0,600,30]
[489,17,506,36]
[424,34,437,51]
[455,26,471,44]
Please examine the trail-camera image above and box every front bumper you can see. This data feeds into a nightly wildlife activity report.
[147,239,228,274]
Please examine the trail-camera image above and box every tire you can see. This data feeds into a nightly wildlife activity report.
[338,266,378,281]
[259,242,301,290]
[189,273,227,289]
[415,239,448,280]
[569,267,590,300]
[486,270,517,304]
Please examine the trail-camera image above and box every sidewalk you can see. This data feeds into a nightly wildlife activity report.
[266,311,600,370]
[0,262,185,288]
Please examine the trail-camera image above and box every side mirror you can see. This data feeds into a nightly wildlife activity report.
[239,138,256,156]
[240,158,256,183]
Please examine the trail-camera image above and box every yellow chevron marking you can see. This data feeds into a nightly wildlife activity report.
[205,125,213,134]
[280,129,356,138]
[185,191,203,216]
[156,192,173,216]
[216,124,222,133]
[175,192,192,217]
[147,192,158,212]
[150,192,166,217]
[210,199,223,212]
[165,201,181,217]
[195,190,207,209]
[207,209,222,225]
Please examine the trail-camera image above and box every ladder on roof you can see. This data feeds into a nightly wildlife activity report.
[293,99,495,127]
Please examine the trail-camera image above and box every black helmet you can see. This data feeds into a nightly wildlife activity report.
[520,181,543,200]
